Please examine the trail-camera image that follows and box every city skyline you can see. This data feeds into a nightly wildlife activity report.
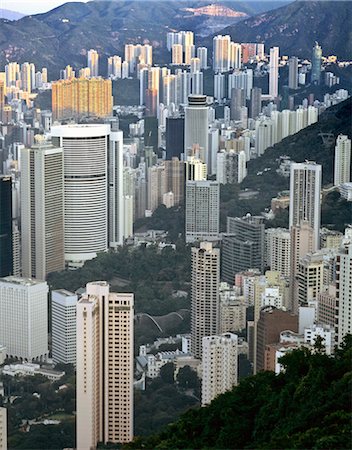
[0,0,351,448]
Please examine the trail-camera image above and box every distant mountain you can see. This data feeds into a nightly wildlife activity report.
[0,0,290,78]
[210,0,352,59]
[0,8,24,20]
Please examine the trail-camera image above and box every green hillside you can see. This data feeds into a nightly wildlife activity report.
[126,336,352,449]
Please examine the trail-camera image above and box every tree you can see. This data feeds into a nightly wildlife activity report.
[159,363,175,384]
[176,366,199,391]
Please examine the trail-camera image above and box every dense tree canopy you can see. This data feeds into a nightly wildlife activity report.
[126,336,352,449]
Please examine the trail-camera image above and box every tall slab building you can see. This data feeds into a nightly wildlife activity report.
[76,282,134,448]
[191,242,220,359]
[0,176,13,277]
[21,140,64,280]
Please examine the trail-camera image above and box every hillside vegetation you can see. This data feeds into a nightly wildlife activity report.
[126,336,352,449]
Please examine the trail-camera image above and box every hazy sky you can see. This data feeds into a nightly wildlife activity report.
[0,0,90,15]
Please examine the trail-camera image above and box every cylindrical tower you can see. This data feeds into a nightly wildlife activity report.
[51,124,110,268]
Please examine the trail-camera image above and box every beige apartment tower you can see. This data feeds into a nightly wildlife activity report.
[191,242,220,359]
[76,282,134,449]
[21,140,64,280]
[0,407,6,450]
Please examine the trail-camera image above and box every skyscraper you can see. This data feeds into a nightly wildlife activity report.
[265,228,291,277]
[290,221,316,313]
[289,162,322,250]
[197,47,208,69]
[172,44,183,65]
[0,407,7,450]
[51,124,110,268]
[191,242,220,359]
[0,276,48,361]
[201,333,238,406]
[269,46,279,98]
[0,80,4,122]
[250,87,262,119]
[51,290,78,365]
[21,140,64,280]
[222,215,265,284]
[311,42,322,85]
[165,117,184,159]
[288,56,299,90]
[0,176,13,277]
[184,95,208,163]
[185,180,219,243]
[76,282,134,448]
[108,119,124,249]
[87,49,99,77]
[334,134,351,186]
[213,35,231,73]
[165,157,185,206]
[335,243,352,346]
[230,87,245,121]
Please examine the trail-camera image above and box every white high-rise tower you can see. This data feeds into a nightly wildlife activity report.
[334,134,351,186]
[269,46,279,98]
[87,49,99,77]
[108,119,124,248]
[51,124,110,268]
[184,95,209,162]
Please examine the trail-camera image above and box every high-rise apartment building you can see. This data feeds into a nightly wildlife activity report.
[0,80,4,122]
[256,306,298,372]
[219,283,246,333]
[201,333,238,406]
[76,282,134,448]
[290,221,316,313]
[21,141,64,280]
[0,176,13,277]
[108,55,122,79]
[288,56,299,90]
[108,120,124,249]
[213,35,231,73]
[222,215,265,283]
[289,162,322,250]
[334,134,351,186]
[51,124,110,268]
[147,165,167,212]
[335,244,352,346]
[197,47,208,69]
[216,150,247,185]
[250,87,262,119]
[191,242,220,359]
[230,87,245,121]
[185,180,219,243]
[0,276,48,361]
[184,95,208,164]
[311,42,322,85]
[269,46,279,98]
[165,157,185,206]
[51,289,78,365]
[172,44,183,65]
[87,49,99,77]
[52,77,112,121]
[297,253,325,306]
[0,407,6,450]
[265,228,291,277]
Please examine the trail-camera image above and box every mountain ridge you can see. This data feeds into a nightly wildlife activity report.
[209,0,352,59]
